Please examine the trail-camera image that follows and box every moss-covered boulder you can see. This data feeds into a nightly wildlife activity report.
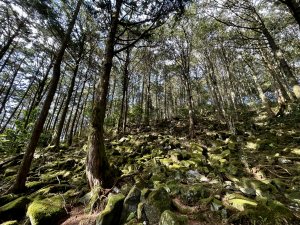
[96,193,125,225]
[26,196,67,225]
[159,210,188,225]
[143,188,171,224]
[0,196,30,222]
[120,185,141,224]
[0,220,18,225]
[230,198,300,225]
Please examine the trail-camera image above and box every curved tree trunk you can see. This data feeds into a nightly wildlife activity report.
[11,0,82,193]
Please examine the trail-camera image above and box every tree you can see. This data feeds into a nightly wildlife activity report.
[86,0,189,189]
[11,0,83,193]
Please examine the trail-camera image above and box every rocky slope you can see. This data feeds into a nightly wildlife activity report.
[1,108,300,225]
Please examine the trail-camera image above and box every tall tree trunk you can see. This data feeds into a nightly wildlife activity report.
[118,48,130,134]
[245,61,275,117]
[257,12,300,99]
[144,72,151,126]
[11,0,82,193]
[68,72,88,146]
[47,93,66,131]
[86,0,122,189]
[52,37,85,147]
[259,48,292,102]
[23,58,53,129]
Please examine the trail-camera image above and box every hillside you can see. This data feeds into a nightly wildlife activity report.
[1,106,300,225]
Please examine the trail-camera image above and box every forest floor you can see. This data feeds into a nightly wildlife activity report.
[1,105,300,225]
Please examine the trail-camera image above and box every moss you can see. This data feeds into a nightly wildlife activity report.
[159,210,188,225]
[26,181,47,191]
[0,194,19,206]
[0,220,18,225]
[223,193,257,211]
[144,188,171,224]
[40,170,71,181]
[120,186,141,224]
[27,196,67,225]
[4,167,18,177]
[0,196,30,221]
[96,193,125,225]
[231,199,299,225]
[180,184,210,205]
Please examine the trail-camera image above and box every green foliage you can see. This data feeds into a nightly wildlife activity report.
[0,108,50,154]
[128,105,143,124]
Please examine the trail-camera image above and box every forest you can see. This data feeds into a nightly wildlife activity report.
[0,0,300,224]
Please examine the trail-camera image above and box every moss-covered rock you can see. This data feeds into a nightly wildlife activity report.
[96,193,125,225]
[0,194,19,206]
[26,196,67,225]
[120,185,141,224]
[230,198,300,225]
[159,210,188,225]
[0,196,30,222]
[143,188,171,224]
[180,184,210,205]
[223,193,257,211]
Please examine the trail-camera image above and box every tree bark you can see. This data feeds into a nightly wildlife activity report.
[257,12,300,99]
[11,0,82,193]
[86,0,122,189]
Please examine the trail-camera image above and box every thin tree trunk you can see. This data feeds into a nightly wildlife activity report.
[259,48,292,102]
[48,93,66,131]
[68,72,88,146]
[0,78,35,133]
[23,59,53,129]
[0,44,16,74]
[118,48,130,134]
[11,0,82,193]
[258,15,300,99]
[0,22,23,61]
[0,58,25,115]
[245,61,275,117]
[52,37,85,148]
